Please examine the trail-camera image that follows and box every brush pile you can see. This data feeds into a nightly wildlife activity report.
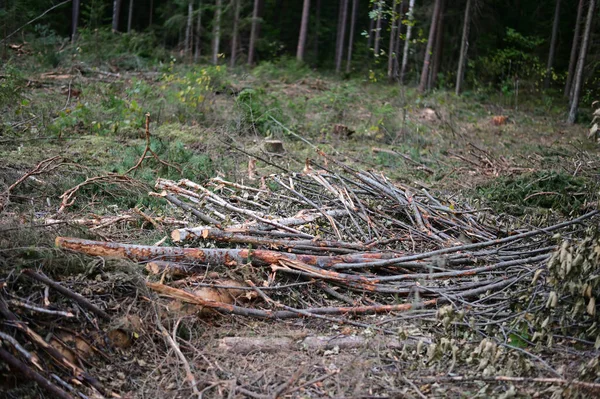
[55,153,598,323]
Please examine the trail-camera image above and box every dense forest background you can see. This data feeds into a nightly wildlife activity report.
[1,0,598,122]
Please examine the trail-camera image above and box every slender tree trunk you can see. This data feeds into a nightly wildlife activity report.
[544,0,561,89]
[455,0,472,95]
[387,0,400,81]
[429,0,445,90]
[418,0,441,92]
[112,0,122,32]
[400,0,415,84]
[212,0,222,65]
[314,0,321,62]
[567,0,595,125]
[230,0,240,67]
[393,1,404,78]
[184,0,193,56]
[565,0,585,97]
[149,0,153,26]
[248,0,260,65]
[345,0,358,73]
[127,0,134,33]
[374,1,383,56]
[367,1,376,50]
[335,0,344,66]
[194,1,202,62]
[71,0,80,42]
[296,0,310,62]
[335,0,349,73]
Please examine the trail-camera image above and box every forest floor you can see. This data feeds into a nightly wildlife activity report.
[1,58,600,398]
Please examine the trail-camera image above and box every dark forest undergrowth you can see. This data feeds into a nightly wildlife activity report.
[1,57,600,398]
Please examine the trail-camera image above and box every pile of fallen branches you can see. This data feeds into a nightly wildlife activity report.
[54,153,598,326]
[0,269,117,399]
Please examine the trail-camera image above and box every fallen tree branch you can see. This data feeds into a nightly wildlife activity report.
[21,269,110,321]
[0,347,74,399]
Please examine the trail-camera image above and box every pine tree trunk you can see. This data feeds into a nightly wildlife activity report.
[418,0,441,93]
[429,0,445,90]
[230,0,240,67]
[374,1,383,56]
[335,0,344,66]
[455,0,472,95]
[127,0,134,33]
[184,0,193,56]
[248,0,260,65]
[314,0,321,62]
[387,0,400,81]
[335,0,349,73]
[567,0,595,125]
[393,1,404,78]
[212,0,222,65]
[565,0,584,97]
[112,0,122,32]
[345,0,358,73]
[149,0,153,26]
[296,0,310,62]
[71,0,80,42]
[194,0,202,62]
[367,1,376,50]
[400,0,415,84]
[544,0,561,89]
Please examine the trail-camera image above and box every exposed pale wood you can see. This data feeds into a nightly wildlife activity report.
[217,334,409,354]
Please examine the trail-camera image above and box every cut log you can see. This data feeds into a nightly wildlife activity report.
[264,140,285,153]
[56,236,404,269]
[217,334,409,354]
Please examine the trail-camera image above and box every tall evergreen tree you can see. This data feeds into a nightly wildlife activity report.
[544,0,561,89]
[418,0,441,92]
[455,0,473,95]
[568,0,595,124]
[297,0,310,61]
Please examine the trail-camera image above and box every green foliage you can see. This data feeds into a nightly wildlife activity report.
[236,88,287,136]
[252,57,313,83]
[474,28,546,94]
[477,171,591,216]
[116,138,215,182]
[0,64,26,111]
[30,24,66,68]
[75,28,170,68]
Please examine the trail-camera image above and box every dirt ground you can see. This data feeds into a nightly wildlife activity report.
[1,67,599,398]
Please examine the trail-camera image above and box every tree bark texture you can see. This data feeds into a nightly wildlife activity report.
[567,0,595,125]
[565,0,585,98]
[387,0,400,81]
[248,0,261,65]
[230,0,240,67]
[112,0,122,32]
[544,0,561,89]
[127,0,134,33]
[400,0,416,84]
[335,0,349,73]
[455,0,472,95]
[429,0,445,90]
[374,0,383,56]
[418,0,441,92]
[212,0,222,65]
[345,0,358,73]
[296,0,310,61]
[71,0,80,42]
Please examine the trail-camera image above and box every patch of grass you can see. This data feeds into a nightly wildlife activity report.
[476,171,592,216]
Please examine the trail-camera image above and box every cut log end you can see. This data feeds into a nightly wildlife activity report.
[264,140,285,154]
[171,229,182,242]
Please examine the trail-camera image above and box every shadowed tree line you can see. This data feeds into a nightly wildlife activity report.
[1,0,598,123]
